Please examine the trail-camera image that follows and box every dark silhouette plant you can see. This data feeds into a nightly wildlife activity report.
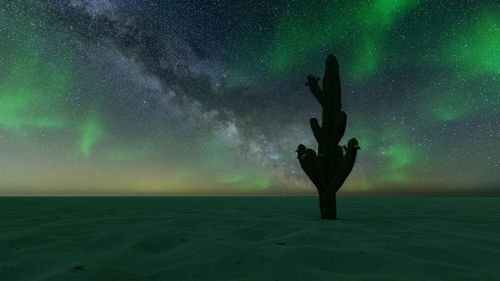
[296,54,360,219]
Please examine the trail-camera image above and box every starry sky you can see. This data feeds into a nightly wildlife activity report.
[0,0,498,196]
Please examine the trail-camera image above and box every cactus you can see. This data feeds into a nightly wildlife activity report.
[297,54,360,219]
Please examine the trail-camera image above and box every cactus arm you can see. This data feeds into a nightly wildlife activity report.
[332,138,359,192]
[307,75,325,106]
[310,118,322,143]
[298,148,324,192]
[297,151,315,184]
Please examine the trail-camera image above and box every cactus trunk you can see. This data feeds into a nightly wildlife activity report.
[319,191,337,219]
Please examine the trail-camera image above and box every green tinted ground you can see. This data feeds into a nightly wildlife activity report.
[0,197,498,280]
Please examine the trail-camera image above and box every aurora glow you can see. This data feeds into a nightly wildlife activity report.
[0,0,498,195]
[268,0,419,79]
[0,9,72,135]
[80,115,105,158]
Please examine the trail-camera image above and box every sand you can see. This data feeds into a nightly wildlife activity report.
[0,196,498,281]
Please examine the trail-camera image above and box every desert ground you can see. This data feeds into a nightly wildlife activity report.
[0,196,498,280]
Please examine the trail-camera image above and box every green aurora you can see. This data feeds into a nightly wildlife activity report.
[0,1,498,195]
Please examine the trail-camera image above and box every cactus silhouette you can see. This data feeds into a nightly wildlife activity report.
[297,54,360,219]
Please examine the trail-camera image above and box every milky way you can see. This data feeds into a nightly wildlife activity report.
[0,0,498,195]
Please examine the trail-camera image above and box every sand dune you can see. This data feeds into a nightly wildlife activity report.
[0,197,498,280]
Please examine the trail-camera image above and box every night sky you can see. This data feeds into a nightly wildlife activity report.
[0,0,498,195]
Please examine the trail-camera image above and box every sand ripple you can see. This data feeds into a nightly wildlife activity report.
[0,197,498,280]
